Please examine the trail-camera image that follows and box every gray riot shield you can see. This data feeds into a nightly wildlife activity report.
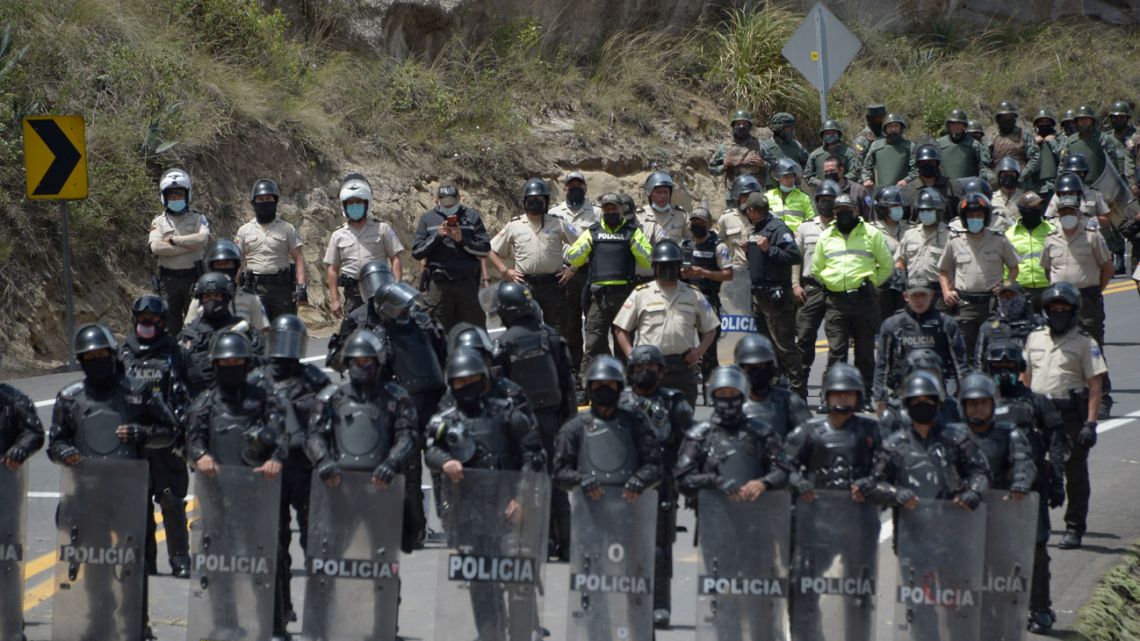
[301,472,405,641]
[187,464,282,641]
[1,466,28,641]
[696,490,791,641]
[716,266,756,363]
[894,500,986,641]
[435,469,550,641]
[53,459,148,641]
[567,488,658,641]
[791,489,880,641]
[981,490,1038,641]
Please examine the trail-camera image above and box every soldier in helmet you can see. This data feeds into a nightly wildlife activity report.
[900,143,965,218]
[959,373,1034,493]
[1107,100,1136,191]
[1060,109,1077,138]
[894,188,952,309]
[937,109,994,182]
[323,172,405,318]
[247,315,330,620]
[637,171,689,247]
[184,239,269,330]
[974,282,1042,367]
[681,207,733,381]
[983,157,1026,229]
[861,113,917,190]
[805,120,859,189]
[149,167,211,334]
[764,158,815,233]
[177,271,265,400]
[622,344,693,628]
[490,178,581,336]
[989,101,1040,187]
[120,295,192,578]
[852,103,887,166]
[1044,166,1111,228]
[1031,109,1064,201]
[412,184,492,332]
[1065,104,1126,186]
[982,340,1066,633]
[759,112,809,188]
[870,186,910,319]
[938,192,1021,355]
[1023,282,1107,549]
[966,120,985,143]
[235,179,307,321]
[734,334,811,439]
[718,174,763,267]
[708,110,766,206]
[614,240,721,405]
[792,180,838,382]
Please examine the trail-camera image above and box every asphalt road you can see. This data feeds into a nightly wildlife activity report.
[6,278,1140,640]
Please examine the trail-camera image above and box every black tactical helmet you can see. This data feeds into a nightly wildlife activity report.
[643,172,675,197]
[915,187,946,214]
[1109,100,1132,117]
[131,294,167,319]
[1041,281,1081,311]
[446,346,489,381]
[358,260,396,303]
[650,239,683,264]
[629,344,666,369]
[946,109,969,125]
[822,363,864,396]
[773,158,800,177]
[875,186,905,208]
[730,174,762,202]
[915,144,941,163]
[1061,109,1075,125]
[959,373,997,402]
[267,313,307,360]
[819,119,843,136]
[984,339,1027,373]
[193,271,235,299]
[1061,153,1090,174]
[900,370,944,402]
[522,177,550,201]
[815,179,841,200]
[250,179,281,202]
[378,281,421,321]
[210,331,253,362]
[585,355,625,386]
[619,192,637,218]
[883,113,908,130]
[74,324,118,357]
[961,177,994,200]
[996,157,1021,176]
[204,239,243,272]
[904,348,944,375]
[734,334,776,366]
[995,101,1018,117]
[1033,109,1057,126]
[494,280,536,325]
[1055,172,1084,195]
[730,109,753,126]
[707,365,749,397]
[958,191,993,228]
[448,322,494,356]
[967,120,984,135]
[342,329,387,363]
[1072,104,1096,119]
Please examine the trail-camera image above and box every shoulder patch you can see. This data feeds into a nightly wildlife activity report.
[1090,343,1103,360]
[635,283,649,290]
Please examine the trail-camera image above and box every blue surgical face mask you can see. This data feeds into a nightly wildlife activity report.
[345,203,367,220]
[967,218,985,233]
[889,206,905,222]
[918,210,938,226]
[440,204,460,216]
[167,199,187,214]
[779,184,794,193]
[650,202,671,213]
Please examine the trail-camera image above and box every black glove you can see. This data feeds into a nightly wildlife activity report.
[852,477,873,496]
[718,477,741,496]
[623,476,646,495]
[56,445,82,463]
[119,424,148,444]
[895,488,916,507]
[1048,482,1066,509]
[373,462,397,484]
[580,474,601,495]
[858,279,875,296]
[1076,421,1097,448]
[792,477,814,496]
[956,489,981,510]
[3,445,28,463]
[294,284,309,304]
[316,460,340,481]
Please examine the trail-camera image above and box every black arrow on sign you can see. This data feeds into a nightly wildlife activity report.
[28,119,81,196]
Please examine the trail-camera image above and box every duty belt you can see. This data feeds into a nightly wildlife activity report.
[244,269,292,285]
[1079,286,1102,297]
[800,276,821,288]
[159,265,200,279]
[337,273,359,288]
[522,273,559,284]
[958,291,993,304]
[663,353,691,368]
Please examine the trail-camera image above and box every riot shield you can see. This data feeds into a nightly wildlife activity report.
[1,466,28,641]
[53,459,148,641]
[716,266,756,363]
[894,500,986,641]
[301,472,405,641]
[696,489,790,641]
[187,464,282,641]
[435,469,550,641]
[981,490,1038,641]
[791,489,880,641]
[567,488,657,641]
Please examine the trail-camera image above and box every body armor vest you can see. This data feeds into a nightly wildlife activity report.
[708,425,765,485]
[684,232,724,298]
[1038,142,1059,183]
[207,395,257,466]
[122,342,174,403]
[744,389,792,439]
[939,138,979,179]
[1068,135,1106,181]
[332,392,392,471]
[587,225,636,284]
[890,431,959,499]
[724,138,764,182]
[972,424,1013,490]
[804,417,875,489]
[386,317,445,395]
[872,141,911,186]
[501,327,561,410]
[466,412,513,471]
[888,312,957,388]
[578,415,638,486]
[73,387,139,459]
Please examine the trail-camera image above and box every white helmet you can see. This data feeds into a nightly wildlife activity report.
[338,176,373,216]
[159,168,193,207]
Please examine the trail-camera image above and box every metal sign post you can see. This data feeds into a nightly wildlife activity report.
[782,3,862,124]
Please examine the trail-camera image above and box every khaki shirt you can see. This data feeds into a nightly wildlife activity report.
[235,218,302,274]
[938,229,1020,292]
[1025,326,1108,397]
[793,216,831,282]
[870,219,909,254]
[990,188,1023,222]
[1040,228,1111,289]
[184,292,269,330]
[549,201,600,228]
[895,224,951,286]
[717,208,752,267]
[612,281,720,357]
[491,215,580,275]
[323,219,404,278]
[148,211,210,270]
[1044,189,1109,220]
[637,206,690,245]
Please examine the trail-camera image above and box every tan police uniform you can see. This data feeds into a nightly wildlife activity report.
[870,218,909,319]
[949,209,1014,234]
[990,188,1024,224]
[612,280,720,405]
[1044,190,1109,221]
[323,219,404,313]
[184,292,269,331]
[718,208,752,267]
[792,216,830,375]
[491,214,581,335]
[549,199,600,378]
[235,217,303,320]
[148,210,210,333]
[937,229,1020,355]
[895,223,952,297]
[635,206,690,280]
[1040,225,1112,347]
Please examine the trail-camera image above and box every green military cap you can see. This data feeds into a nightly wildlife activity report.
[1109,101,1132,117]
[770,112,796,128]
[946,109,969,124]
[731,110,753,125]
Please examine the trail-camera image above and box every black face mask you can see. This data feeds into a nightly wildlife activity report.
[453,382,485,412]
[215,365,248,391]
[630,368,659,391]
[732,125,751,142]
[1019,207,1043,229]
[201,299,230,321]
[886,132,902,144]
[992,370,1019,392]
[918,164,939,178]
[590,385,621,409]
[254,201,277,224]
[822,133,840,145]
[689,222,708,238]
[348,361,378,387]
[746,366,771,394]
[1113,119,1130,132]
[270,359,297,380]
[656,263,680,282]
[524,198,546,215]
[778,129,796,142]
[823,171,840,182]
[603,213,623,229]
[1046,309,1075,333]
[1036,125,1055,136]
[967,414,991,427]
[566,187,586,209]
[998,175,1019,189]
[997,117,1016,135]
[907,401,939,424]
[816,200,835,218]
[949,131,965,143]
[1063,123,1077,136]
[835,211,858,233]
[82,356,118,386]
[713,395,745,423]
[998,295,1027,320]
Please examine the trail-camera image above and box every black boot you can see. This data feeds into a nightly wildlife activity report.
[1058,529,1082,549]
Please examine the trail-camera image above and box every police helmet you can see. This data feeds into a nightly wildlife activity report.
[734,334,776,366]
[822,363,864,397]
[74,324,118,357]
[996,156,1021,176]
[984,340,1027,373]
[1061,153,1090,175]
[961,176,993,201]
[946,109,969,125]
[1033,109,1057,127]
[131,295,167,320]
[884,113,908,130]
[494,280,536,325]
[914,144,941,163]
[816,179,841,200]
[773,158,800,177]
[707,365,749,398]
[967,120,984,135]
[629,345,666,369]
[522,177,550,201]
[730,110,753,126]
[903,348,943,375]
[342,328,387,364]
[1055,172,1084,195]
[900,370,944,402]
[210,331,253,362]
[958,191,993,228]
[585,355,625,387]
[378,282,421,321]
[995,101,1018,117]
[357,260,396,303]
[730,175,762,202]
[250,179,281,202]
[1041,281,1081,311]
[267,314,308,360]
[1110,100,1132,117]
[1072,105,1096,120]
[915,187,945,214]
[819,119,843,136]
[193,271,235,300]
[644,172,675,198]
[339,175,373,217]
[959,373,997,402]
[650,239,683,264]
[204,239,243,274]
[446,347,489,382]
[159,168,192,207]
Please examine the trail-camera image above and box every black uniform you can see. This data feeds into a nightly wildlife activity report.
[682,232,726,378]
[863,420,990,510]
[746,213,806,395]
[974,307,1042,369]
[969,421,1035,492]
[0,383,45,463]
[553,406,663,493]
[785,414,880,492]
[177,316,264,399]
[120,334,191,575]
[878,397,964,441]
[743,385,812,441]
[411,204,491,331]
[674,416,788,497]
[872,306,969,404]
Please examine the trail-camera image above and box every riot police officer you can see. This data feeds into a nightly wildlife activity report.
[959,373,1035,493]
[681,207,733,381]
[235,179,308,320]
[119,295,191,578]
[148,168,210,334]
[178,271,264,399]
[733,334,811,439]
[443,323,531,414]
[184,239,269,330]
[623,345,693,628]
[0,362,43,640]
[876,348,965,440]
[973,282,1041,367]
[247,314,330,620]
